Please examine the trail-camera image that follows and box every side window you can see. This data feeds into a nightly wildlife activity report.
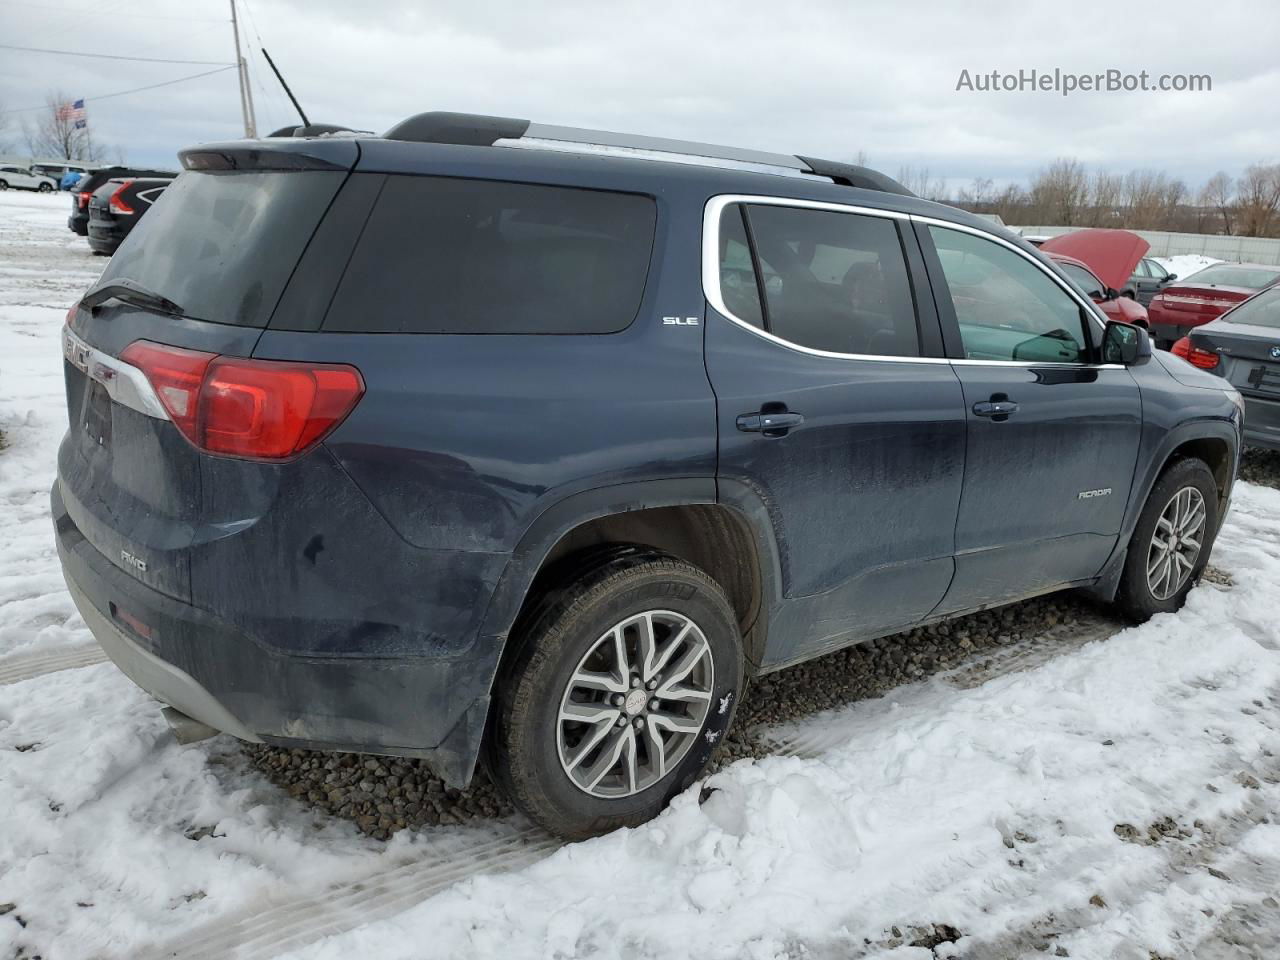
[737,204,920,358]
[718,206,763,328]
[929,226,1092,364]
[1058,262,1104,299]
[325,176,656,334]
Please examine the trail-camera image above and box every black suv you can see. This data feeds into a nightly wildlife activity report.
[54,112,1244,839]
[68,166,176,236]
[86,177,173,255]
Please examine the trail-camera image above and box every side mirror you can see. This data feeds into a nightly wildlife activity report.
[1102,320,1151,365]
[1104,287,1121,301]
[1165,273,1178,282]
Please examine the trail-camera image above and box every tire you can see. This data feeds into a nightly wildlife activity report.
[492,551,744,840]
[1115,458,1219,622]
[0,181,8,191]
[38,182,53,193]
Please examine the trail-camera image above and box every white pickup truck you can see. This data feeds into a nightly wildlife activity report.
[0,165,58,192]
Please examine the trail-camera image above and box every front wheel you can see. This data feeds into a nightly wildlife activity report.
[1115,458,1219,621]
[0,181,8,191]
[492,552,744,840]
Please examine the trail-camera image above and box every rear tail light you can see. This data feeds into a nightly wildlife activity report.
[1170,337,1220,370]
[77,190,92,209]
[120,340,364,460]
[108,180,136,214]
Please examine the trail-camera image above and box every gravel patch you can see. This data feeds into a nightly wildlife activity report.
[246,593,1114,840]
[1241,447,1280,490]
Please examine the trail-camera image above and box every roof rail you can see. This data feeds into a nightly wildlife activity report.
[381,111,917,196]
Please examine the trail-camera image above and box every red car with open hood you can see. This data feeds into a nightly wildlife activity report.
[1147,262,1280,348]
[1039,229,1150,328]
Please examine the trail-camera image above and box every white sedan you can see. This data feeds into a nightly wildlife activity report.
[0,165,58,192]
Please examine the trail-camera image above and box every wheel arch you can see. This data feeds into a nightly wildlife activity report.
[479,480,779,675]
[1085,419,1238,603]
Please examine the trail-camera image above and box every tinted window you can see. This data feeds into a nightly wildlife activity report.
[1058,262,1104,298]
[325,176,656,334]
[930,226,1091,364]
[1183,264,1280,289]
[100,170,344,327]
[740,204,919,357]
[718,206,762,328]
[1222,287,1280,328]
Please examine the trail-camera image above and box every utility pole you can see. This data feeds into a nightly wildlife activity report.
[229,0,257,137]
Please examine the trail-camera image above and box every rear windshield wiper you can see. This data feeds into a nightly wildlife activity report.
[81,278,183,317]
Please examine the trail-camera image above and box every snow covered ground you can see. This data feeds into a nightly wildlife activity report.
[1153,255,1223,280]
[3,189,1280,960]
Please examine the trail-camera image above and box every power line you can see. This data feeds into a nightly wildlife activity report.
[0,1,226,22]
[0,65,238,114]
[0,42,232,65]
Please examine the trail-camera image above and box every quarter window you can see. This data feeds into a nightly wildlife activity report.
[717,203,920,358]
[929,226,1092,364]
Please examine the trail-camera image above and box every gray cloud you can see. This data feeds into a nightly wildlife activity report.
[2,0,1277,190]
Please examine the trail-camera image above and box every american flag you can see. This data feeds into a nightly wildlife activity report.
[56,99,87,129]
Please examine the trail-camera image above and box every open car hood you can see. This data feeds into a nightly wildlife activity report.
[1041,229,1150,292]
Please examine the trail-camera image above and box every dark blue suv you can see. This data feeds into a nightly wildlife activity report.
[54,113,1244,839]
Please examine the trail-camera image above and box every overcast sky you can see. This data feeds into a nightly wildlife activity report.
[2,0,1277,192]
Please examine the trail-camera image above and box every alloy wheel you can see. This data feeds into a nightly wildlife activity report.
[556,610,714,799]
[1146,486,1207,601]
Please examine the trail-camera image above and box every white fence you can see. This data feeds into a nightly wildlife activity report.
[1009,226,1280,266]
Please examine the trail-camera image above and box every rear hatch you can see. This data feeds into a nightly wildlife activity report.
[59,139,357,602]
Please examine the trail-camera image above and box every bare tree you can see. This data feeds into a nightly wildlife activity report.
[1085,171,1124,226]
[957,176,995,210]
[1235,163,1280,237]
[1199,172,1235,235]
[0,101,11,152]
[21,92,103,161]
[992,183,1028,224]
[896,165,949,203]
[1028,158,1089,225]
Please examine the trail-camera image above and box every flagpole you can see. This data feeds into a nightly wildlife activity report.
[229,0,257,138]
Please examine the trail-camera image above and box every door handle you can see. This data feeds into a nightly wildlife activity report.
[972,398,1019,420]
[737,410,804,436]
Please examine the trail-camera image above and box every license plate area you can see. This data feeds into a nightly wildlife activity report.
[82,380,113,449]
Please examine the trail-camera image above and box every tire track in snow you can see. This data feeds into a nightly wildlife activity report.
[133,617,1128,960]
[0,643,106,685]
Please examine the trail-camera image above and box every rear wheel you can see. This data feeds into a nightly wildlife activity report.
[0,181,8,191]
[38,182,53,193]
[492,552,743,840]
[1115,458,1218,621]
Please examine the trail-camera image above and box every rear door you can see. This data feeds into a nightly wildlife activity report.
[704,197,966,666]
[917,221,1141,614]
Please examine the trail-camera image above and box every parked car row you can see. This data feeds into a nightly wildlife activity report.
[65,165,178,255]
[0,164,58,192]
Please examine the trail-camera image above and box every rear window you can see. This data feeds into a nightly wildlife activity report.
[323,175,657,334]
[1184,264,1280,289]
[1223,287,1280,328]
[99,170,345,327]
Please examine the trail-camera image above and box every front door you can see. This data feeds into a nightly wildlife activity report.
[705,198,967,666]
[919,222,1142,614]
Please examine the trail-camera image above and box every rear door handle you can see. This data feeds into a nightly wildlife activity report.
[972,399,1019,419]
[737,411,804,436]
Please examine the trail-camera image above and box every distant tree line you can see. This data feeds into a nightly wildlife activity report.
[930,158,1280,238]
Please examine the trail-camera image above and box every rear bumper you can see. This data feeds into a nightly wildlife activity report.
[53,481,499,787]
[86,219,123,254]
[1241,392,1280,451]
[68,213,88,236]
